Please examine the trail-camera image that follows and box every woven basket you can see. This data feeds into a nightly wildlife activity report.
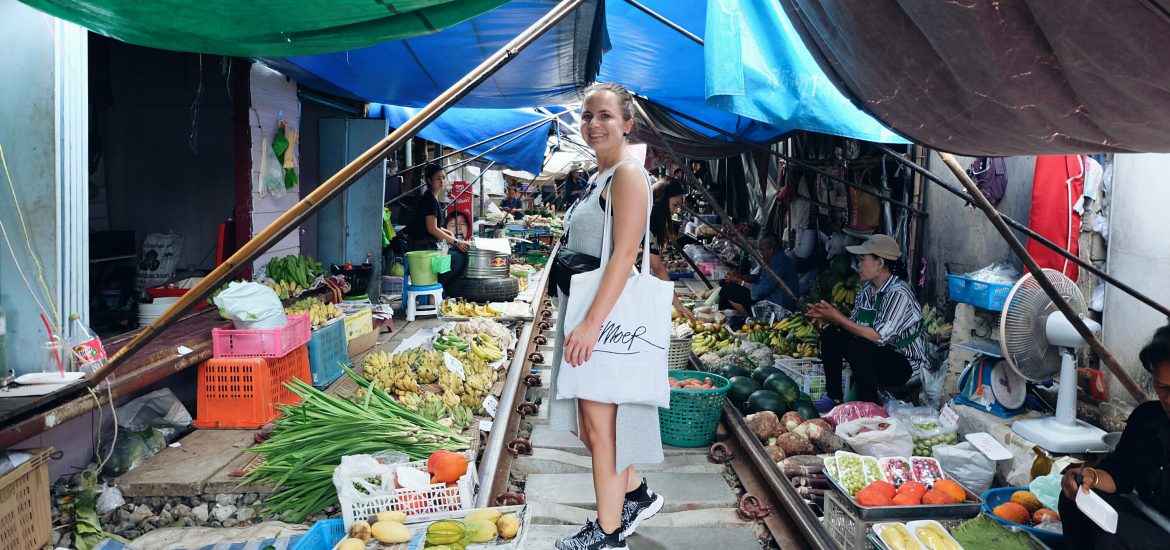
[658,370,729,447]
[667,338,692,369]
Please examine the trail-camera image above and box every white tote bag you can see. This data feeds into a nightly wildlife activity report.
[556,170,673,408]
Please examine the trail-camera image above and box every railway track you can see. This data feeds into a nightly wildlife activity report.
[474,273,837,548]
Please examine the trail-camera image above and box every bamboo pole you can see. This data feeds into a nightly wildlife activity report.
[878,144,1170,320]
[91,0,591,387]
[936,152,1149,403]
[633,100,803,308]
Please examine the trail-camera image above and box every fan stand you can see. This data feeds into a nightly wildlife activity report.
[1012,348,1110,453]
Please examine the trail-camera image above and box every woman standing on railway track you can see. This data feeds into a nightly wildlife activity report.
[549,83,667,550]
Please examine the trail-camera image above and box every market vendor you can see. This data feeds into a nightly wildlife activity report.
[1058,325,1170,549]
[806,234,927,410]
[500,187,525,220]
[404,163,468,285]
[719,233,801,314]
[646,180,696,321]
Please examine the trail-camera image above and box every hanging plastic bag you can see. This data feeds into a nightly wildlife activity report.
[259,136,285,199]
[933,442,996,494]
[920,364,947,408]
[834,416,914,458]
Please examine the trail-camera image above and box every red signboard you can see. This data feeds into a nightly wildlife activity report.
[446,180,474,240]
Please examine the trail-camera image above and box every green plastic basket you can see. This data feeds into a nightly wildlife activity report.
[659,369,730,447]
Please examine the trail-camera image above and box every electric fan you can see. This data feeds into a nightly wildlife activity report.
[999,268,1110,453]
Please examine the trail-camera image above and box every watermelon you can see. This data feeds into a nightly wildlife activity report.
[751,365,782,385]
[745,390,787,416]
[718,365,753,380]
[763,373,799,404]
[792,399,819,420]
[726,376,762,408]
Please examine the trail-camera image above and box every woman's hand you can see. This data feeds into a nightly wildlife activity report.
[807,301,846,324]
[452,240,471,252]
[563,320,602,367]
[676,304,697,322]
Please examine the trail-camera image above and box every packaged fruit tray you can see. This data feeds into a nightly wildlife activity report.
[826,455,983,520]
[328,505,531,550]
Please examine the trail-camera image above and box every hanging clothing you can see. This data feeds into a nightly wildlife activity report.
[1027,155,1084,281]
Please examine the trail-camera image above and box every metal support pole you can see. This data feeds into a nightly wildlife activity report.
[634,100,802,308]
[879,145,1170,320]
[936,152,1149,403]
[92,0,591,386]
[622,0,704,45]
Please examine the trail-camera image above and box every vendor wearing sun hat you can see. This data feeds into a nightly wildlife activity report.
[806,234,928,411]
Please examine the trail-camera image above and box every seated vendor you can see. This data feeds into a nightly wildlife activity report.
[1059,325,1170,550]
[806,234,927,411]
[500,188,525,219]
[404,163,468,285]
[719,233,800,314]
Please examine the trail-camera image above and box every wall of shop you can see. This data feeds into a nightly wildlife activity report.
[94,39,236,274]
[1100,154,1170,404]
[249,65,301,274]
[921,155,1037,305]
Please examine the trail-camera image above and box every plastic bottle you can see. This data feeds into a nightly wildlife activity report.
[68,312,107,374]
[363,252,373,267]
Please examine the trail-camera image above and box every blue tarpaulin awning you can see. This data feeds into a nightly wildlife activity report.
[369,104,553,174]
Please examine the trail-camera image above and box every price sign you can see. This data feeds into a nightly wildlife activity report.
[479,420,494,433]
[483,395,499,418]
[443,352,466,380]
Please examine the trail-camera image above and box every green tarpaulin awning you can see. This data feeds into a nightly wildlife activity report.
[19,0,509,56]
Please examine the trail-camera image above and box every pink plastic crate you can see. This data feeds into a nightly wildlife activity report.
[211,313,311,358]
[696,262,721,276]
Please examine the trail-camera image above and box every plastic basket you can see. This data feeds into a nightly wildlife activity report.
[667,338,692,369]
[775,357,828,400]
[340,457,478,528]
[306,320,349,389]
[294,518,344,550]
[658,370,730,447]
[0,448,52,550]
[212,314,311,359]
[946,274,1012,311]
[344,308,374,341]
[194,346,311,429]
[431,254,452,274]
[980,487,1063,543]
[824,490,964,550]
[381,276,404,297]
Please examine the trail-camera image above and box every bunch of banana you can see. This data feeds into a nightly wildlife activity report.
[769,313,821,357]
[449,404,474,431]
[470,334,505,362]
[830,281,858,310]
[397,392,423,411]
[285,296,344,328]
[415,353,441,384]
[265,254,325,290]
[432,333,469,352]
[418,399,448,422]
[264,279,303,301]
[691,332,740,355]
[440,299,502,318]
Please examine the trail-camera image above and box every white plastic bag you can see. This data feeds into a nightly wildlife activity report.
[333,454,395,527]
[258,136,286,199]
[212,281,287,329]
[116,388,192,432]
[95,484,125,515]
[834,417,915,458]
[933,442,996,494]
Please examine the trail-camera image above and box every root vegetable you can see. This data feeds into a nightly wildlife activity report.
[780,412,806,432]
[778,455,825,477]
[745,411,781,441]
[763,445,786,462]
[774,432,815,456]
[811,430,849,453]
[792,418,832,439]
[790,475,830,489]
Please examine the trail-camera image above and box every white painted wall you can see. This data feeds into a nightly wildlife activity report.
[248,64,301,275]
[0,3,87,375]
[1100,154,1170,404]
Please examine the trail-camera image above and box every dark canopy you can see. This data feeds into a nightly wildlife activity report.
[782,0,1170,154]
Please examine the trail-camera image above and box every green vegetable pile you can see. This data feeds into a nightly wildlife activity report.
[951,514,1044,550]
[243,368,470,522]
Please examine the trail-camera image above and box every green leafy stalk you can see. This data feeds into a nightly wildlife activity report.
[243,367,470,522]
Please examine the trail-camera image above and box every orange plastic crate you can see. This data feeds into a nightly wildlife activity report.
[194,346,310,429]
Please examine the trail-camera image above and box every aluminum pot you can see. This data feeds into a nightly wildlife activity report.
[464,247,510,279]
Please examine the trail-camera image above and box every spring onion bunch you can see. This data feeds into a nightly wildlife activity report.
[243,367,470,521]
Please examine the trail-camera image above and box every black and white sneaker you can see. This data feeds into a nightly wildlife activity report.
[554,520,628,550]
[620,478,666,539]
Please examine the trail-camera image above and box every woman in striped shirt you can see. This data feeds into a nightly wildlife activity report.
[806,234,927,409]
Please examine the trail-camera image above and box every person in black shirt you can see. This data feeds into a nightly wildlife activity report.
[1059,325,1170,549]
[645,180,695,320]
[405,164,468,285]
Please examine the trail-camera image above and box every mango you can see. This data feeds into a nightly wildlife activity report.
[337,538,366,550]
[373,510,408,524]
[497,513,520,539]
[371,521,411,544]
[463,508,503,524]
[465,519,499,542]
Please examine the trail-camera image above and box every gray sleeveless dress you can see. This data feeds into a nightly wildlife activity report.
[548,158,666,472]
